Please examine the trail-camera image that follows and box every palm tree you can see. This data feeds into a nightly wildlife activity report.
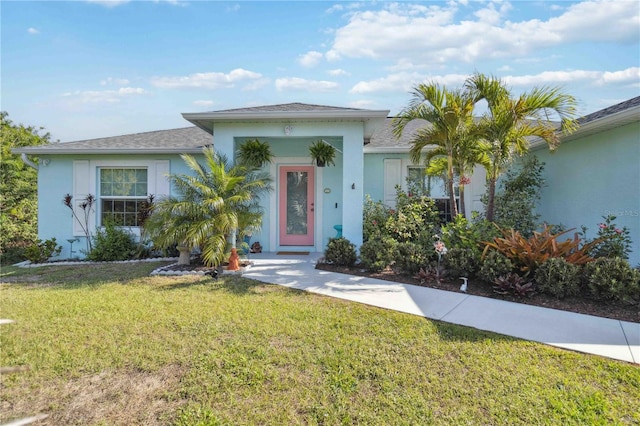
[393,83,477,218]
[466,73,578,222]
[143,147,271,266]
[424,134,489,218]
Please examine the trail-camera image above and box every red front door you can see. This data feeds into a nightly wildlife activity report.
[279,166,315,246]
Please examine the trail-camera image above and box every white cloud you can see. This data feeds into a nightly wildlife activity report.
[504,67,640,87]
[349,67,640,97]
[61,87,147,104]
[325,1,639,65]
[599,67,640,85]
[100,77,130,86]
[85,0,130,7]
[86,0,183,6]
[275,77,339,92]
[151,69,263,89]
[328,68,350,76]
[298,51,324,68]
[27,27,40,35]
[193,100,215,107]
[350,72,468,95]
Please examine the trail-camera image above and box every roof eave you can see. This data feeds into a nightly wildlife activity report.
[530,105,640,151]
[12,147,207,155]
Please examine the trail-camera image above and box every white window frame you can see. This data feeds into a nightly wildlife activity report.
[78,159,170,237]
[99,167,149,228]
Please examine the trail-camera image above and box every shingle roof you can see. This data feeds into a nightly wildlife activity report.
[367,118,428,150]
[211,102,369,113]
[578,96,640,124]
[13,126,212,154]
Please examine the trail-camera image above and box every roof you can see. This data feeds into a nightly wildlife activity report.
[532,95,640,147]
[182,102,390,138]
[366,118,428,153]
[578,96,640,125]
[13,127,212,155]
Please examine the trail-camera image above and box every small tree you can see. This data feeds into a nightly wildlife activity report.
[143,147,271,266]
[63,194,95,253]
[1,112,52,261]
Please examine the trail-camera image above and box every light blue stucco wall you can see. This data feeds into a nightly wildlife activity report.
[36,153,198,259]
[213,121,365,251]
[533,121,640,266]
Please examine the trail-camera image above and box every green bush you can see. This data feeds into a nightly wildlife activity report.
[386,188,440,247]
[535,257,581,299]
[440,213,498,254]
[87,221,138,262]
[360,237,397,272]
[580,215,633,260]
[582,258,640,303]
[324,237,357,267]
[478,250,514,284]
[1,241,29,265]
[363,195,392,242]
[443,247,479,278]
[24,238,62,263]
[485,155,545,238]
[394,242,432,275]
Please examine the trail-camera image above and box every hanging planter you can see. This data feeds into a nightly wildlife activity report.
[237,138,274,169]
[309,139,336,167]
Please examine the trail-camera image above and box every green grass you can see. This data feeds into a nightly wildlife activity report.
[1,263,639,425]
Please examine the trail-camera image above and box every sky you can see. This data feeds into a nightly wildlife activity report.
[2,0,639,142]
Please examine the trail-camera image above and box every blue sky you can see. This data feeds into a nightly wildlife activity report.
[2,0,639,142]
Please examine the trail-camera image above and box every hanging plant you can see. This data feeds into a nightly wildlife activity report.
[237,138,274,169]
[309,139,336,167]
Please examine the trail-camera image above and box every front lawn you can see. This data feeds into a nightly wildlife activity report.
[1,263,638,425]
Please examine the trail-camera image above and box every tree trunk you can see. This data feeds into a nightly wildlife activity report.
[459,185,466,219]
[177,245,191,265]
[447,160,458,219]
[486,177,497,222]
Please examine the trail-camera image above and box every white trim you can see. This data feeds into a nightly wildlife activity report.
[88,159,167,237]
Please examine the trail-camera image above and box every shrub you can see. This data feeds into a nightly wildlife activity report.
[359,237,397,272]
[483,224,598,274]
[24,238,62,263]
[386,187,440,247]
[485,155,546,238]
[324,237,357,267]
[443,247,479,278]
[493,272,535,297]
[580,215,632,260]
[1,241,30,265]
[535,258,581,299]
[87,221,138,261]
[394,242,432,275]
[582,258,640,303]
[363,195,392,242]
[478,250,514,284]
[441,212,498,253]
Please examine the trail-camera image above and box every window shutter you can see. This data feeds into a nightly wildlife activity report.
[154,160,170,198]
[72,160,91,236]
[383,159,402,208]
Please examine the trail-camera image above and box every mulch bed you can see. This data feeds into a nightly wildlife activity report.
[315,263,640,323]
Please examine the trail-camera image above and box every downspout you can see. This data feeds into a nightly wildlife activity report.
[21,153,39,170]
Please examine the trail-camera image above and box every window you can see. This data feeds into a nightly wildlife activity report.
[407,166,459,222]
[99,168,148,226]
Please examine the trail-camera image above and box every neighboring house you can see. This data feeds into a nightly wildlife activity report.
[13,99,638,264]
[532,96,640,266]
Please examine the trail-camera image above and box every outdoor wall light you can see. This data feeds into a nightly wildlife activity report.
[351,183,356,189]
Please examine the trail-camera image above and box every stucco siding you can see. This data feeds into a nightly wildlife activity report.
[36,154,194,259]
[534,121,640,265]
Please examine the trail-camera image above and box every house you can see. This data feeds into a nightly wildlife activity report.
[13,99,638,265]
[532,96,640,266]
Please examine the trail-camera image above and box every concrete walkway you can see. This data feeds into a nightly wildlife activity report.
[242,252,639,364]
